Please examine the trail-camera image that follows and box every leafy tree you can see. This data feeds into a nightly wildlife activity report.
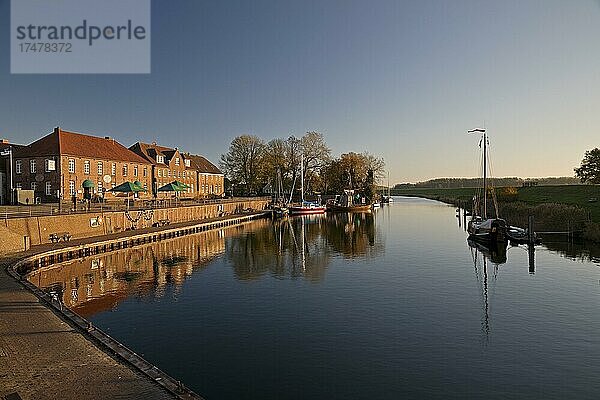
[220,135,266,194]
[575,148,600,184]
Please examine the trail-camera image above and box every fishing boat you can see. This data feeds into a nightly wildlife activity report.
[381,171,393,203]
[289,151,326,215]
[326,190,372,212]
[466,128,508,245]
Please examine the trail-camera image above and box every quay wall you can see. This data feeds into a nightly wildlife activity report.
[0,199,269,254]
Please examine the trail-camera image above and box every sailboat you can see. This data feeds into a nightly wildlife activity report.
[381,171,393,204]
[466,128,508,245]
[289,151,326,215]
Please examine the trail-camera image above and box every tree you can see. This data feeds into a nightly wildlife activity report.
[300,131,331,194]
[220,135,266,194]
[320,151,385,199]
[575,148,600,184]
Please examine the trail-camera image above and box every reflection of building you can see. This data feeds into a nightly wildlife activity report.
[11,127,153,203]
[27,229,226,317]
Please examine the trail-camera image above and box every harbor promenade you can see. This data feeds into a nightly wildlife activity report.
[0,212,269,400]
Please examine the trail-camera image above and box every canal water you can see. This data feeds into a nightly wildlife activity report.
[28,197,600,400]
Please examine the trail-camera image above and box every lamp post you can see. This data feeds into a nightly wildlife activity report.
[0,147,13,205]
[231,183,234,199]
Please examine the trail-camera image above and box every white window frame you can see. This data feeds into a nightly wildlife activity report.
[175,158,180,166]
[84,160,90,175]
[45,181,52,195]
[69,181,75,196]
[68,159,75,173]
[30,159,36,173]
[133,165,138,176]
[123,164,128,177]
[31,182,37,192]
[15,160,22,174]
[111,163,116,176]
[97,161,103,175]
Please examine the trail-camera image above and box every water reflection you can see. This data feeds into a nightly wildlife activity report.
[227,212,383,281]
[28,213,384,315]
[27,229,226,317]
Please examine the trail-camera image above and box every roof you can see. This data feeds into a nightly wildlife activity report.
[183,153,222,174]
[129,142,183,166]
[16,128,151,164]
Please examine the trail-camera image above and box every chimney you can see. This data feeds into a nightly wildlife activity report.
[0,139,9,144]
[152,141,157,146]
[54,127,60,134]
[104,136,111,140]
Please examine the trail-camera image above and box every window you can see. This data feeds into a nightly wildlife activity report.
[45,159,56,172]
[68,159,75,173]
[84,160,90,175]
[16,183,22,190]
[158,169,162,178]
[157,155,164,163]
[185,159,191,167]
[97,181,103,193]
[69,181,75,196]
[111,163,116,176]
[175,158,180,166]
[143,167,147,177]
[123,164,128,176]
[15,160,22,174]
[30,159,36,173]
[133,165,138,176]
[97,161,103,175]
[31,182,36,192]
[168,170,171,177]
[190,184,194,193]
[45,182,52,196]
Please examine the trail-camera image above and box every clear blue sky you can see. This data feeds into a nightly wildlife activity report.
[1,0,599,183]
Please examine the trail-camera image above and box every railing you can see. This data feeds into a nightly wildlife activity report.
[0,197,270,220]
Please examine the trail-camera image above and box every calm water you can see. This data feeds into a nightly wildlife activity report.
[29,197,600,400]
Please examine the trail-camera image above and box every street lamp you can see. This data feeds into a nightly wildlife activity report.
[0,146,13,205]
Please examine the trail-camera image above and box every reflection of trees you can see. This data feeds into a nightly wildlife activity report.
[323,212,383,258]
[227,213,385,281]
[226,217,331,282]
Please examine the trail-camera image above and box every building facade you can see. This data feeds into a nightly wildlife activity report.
[183,153,225,198]
[129,142,198,198]
[12,127,152,203]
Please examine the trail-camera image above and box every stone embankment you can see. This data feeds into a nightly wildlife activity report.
[0,198,269,254]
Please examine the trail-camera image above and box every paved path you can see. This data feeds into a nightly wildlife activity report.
[0,212,266,399]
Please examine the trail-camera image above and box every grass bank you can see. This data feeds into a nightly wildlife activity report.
[391,185,600,242]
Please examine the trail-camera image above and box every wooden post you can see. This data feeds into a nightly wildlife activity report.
[528,215,534,245]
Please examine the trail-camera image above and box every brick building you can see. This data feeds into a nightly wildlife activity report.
[12,127,153,203]
[129,142,198,198]
[183,153,224,198]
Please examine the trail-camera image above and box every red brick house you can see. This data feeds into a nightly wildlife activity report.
[129,142,198,198]
[13,127,153,203]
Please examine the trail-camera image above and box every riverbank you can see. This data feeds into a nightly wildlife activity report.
[392,185,600,242]
[0,211,270,400]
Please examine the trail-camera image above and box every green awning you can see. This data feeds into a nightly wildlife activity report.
[109,181,147,193]
[82,179,95,189]
[158,181,188,192]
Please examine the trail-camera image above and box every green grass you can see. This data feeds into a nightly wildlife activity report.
[392,184,600,223]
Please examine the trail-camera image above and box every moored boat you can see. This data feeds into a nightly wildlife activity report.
[466,128,508,245]
[289,201,326,215]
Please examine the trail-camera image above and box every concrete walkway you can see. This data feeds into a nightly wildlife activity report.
[0,212,266,399]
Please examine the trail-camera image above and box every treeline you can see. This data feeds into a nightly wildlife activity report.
[220,131,385,198]
[394,176,580,189]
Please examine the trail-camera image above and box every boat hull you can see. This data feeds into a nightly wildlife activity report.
[289,206,326,215]
[326,204,372,212]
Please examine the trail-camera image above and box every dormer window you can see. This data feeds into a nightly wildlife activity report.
[185,159,191,167]
[156,155,164,164]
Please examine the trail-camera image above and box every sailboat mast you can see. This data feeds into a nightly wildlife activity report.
[301,151,304,203]
[483,130,487,219]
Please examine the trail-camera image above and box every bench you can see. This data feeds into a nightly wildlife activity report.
[49,232,72,243]
[152,219,171,227]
